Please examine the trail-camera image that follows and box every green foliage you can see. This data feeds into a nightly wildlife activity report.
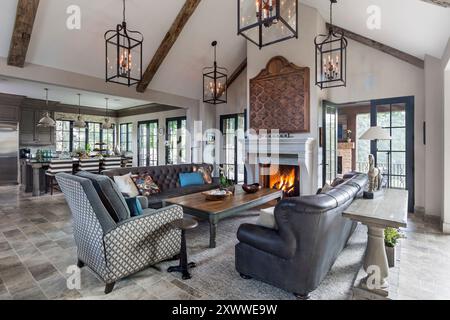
[384,227,403,248]
[218,166,234,188]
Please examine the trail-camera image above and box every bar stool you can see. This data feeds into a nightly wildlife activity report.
[78,158,100,174]
[100,157,122,172]
[46,159,74,195]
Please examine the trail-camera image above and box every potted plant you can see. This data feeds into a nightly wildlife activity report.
[219,166,235,194]
[384,227,404,268]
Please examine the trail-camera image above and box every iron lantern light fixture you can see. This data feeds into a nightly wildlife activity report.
[203,41,228,105]
[102,98,113,130]
[238,0,298,49]
[105,0,143,87]
[73,94,86,129]
[37,88,56,128]
[314,0,347,89]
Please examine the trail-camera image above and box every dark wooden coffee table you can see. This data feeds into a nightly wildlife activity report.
[164,187,283,248]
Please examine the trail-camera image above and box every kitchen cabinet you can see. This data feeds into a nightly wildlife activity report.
[0,105,19,122]
[19,108,55,146]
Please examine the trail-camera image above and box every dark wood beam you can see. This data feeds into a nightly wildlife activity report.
[7,0,40,67]
[327,23,425,69]
[420,0,450,8]
[227,58,247,88]
[137,0,202,92]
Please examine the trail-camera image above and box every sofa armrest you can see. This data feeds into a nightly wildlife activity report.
[237,224,296,259]
[115,204,183,228]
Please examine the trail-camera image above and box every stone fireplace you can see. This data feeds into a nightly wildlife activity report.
[245,137,315,196]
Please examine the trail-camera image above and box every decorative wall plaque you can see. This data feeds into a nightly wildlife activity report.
[250,56,310,133]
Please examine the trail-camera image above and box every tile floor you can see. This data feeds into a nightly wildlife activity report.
[0,185,449,300]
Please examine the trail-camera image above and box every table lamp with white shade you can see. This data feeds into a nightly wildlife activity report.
[359,126,392,199]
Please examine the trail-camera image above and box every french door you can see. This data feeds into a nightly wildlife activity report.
[138,120,159,167]
[322,102,338,185]
[220,113,246,184]
[166,117,187,165]
[371,97,414,212]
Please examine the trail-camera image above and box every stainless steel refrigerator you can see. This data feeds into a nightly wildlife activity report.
[0,123,19,185]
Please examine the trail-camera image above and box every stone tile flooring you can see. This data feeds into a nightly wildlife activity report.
[0,185,449,300]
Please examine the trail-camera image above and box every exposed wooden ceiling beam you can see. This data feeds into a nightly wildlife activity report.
[420,0,450,8]
[7,0,40,67]
[227,58,247,88]
[327,23,425,69]
[137,0,202,93]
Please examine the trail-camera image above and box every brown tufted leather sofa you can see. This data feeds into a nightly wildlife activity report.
[102,163,219,209]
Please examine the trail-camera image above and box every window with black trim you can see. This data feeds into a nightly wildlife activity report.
[120,123,133,152]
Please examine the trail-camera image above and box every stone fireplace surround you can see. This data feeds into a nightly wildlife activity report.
[245,136,315,196]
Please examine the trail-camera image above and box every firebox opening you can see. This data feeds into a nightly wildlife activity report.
[260,164,300,197]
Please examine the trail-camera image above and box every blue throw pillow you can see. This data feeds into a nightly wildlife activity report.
[179,172,205,187]
[125,197,144,217]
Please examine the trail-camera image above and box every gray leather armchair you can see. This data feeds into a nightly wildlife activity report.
[56,173,182,294]
[235,174,368,299]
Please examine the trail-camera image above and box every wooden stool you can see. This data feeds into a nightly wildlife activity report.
[167,217,198,280]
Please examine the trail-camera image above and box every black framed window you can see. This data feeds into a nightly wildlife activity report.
[55,121,116,153]
[87,122,102,150]
[56,120,71,152]
[166,117,187,165]
[120,123,133,152]
[73,126,87,152]
[220,113,246,184]
[102,125,116,152]
[138,120,158,167]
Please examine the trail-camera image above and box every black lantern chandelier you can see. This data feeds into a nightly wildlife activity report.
[105,0,143,87]
[203,41,228,105]
[238,0,298,49]
[314,0,347,89]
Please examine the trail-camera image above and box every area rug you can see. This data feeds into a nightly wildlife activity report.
[157,211,367,300]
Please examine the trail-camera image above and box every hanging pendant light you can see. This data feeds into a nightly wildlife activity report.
[37,88,56,128]
[73,94,86,129]
[314,0,347,89]
[105,0,143,87]
[102,98,113,130]
[203,41,228,105]
[238,0,298,49]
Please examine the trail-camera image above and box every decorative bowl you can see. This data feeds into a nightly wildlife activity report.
[242,183,261,194]
[202,189,233,201]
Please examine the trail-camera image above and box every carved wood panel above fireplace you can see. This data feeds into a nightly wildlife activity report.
[250,56,310,134]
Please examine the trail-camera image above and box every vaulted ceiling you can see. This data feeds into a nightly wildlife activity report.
[0,0,449,104]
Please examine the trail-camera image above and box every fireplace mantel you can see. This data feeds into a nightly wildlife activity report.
[245,136,316,195]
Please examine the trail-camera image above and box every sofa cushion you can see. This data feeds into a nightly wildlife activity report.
[257,207,278,230]
[193,165,213,184]
[179,172,204,187]
[114,173,140,197]
[76,171,131,222]
[131,173,161,196]
[125,197,144,217]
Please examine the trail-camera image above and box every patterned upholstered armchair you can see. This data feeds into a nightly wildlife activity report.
[55,173,182,294]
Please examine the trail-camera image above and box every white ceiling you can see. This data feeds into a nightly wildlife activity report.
[0,0,449,104]
[0,77,149,109]
[301,0,450,59]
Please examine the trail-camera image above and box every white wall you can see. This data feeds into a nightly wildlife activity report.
[118,109,187,167]
[442,39,450,232]
[246,4,326,192]
[327,39,425,211]
[424,55,444,218]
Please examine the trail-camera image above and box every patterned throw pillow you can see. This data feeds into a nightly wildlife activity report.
[193,165,213,184]
[132,173,161,196]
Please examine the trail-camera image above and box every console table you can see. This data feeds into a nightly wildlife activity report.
[343,189,408,297]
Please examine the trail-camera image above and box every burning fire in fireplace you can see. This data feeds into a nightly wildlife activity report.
[270,167,298,197]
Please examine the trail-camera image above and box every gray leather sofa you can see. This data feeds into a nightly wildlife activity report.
[102,163,219,208]
[235,174,368,299]
[56,172,183,294]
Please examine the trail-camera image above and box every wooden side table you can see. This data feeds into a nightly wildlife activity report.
[167,217,198,280]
